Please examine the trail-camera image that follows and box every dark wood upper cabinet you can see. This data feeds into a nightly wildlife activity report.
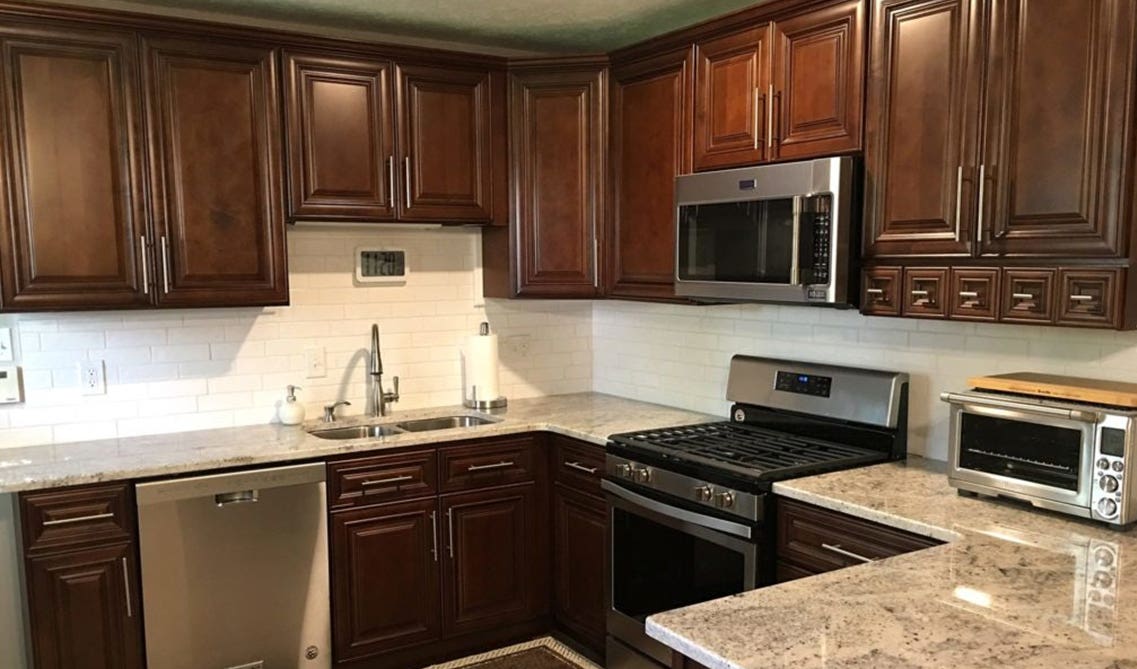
[330,498,441,662]
[284,51,396,222]
[396,64,495,222]
[771,0,865,160]
[510,64,606,298]
[978,0,1137,258]
[693,26,771,171]
[441,483,545,637]
[142,36,288,307]
[607,49,692,301]
[863,0,982,258]
[0,24,149,311]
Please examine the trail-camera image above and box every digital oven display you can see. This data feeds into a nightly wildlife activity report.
[775,371,832,398]
[1102,428,1126,457]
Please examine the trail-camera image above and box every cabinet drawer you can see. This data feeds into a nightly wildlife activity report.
[1056,269,1122,329]
[20,484,134,554]
[1001,269,1056,323]
[861,267,901,316]
[551,436,604,494]
[776,499,940,575]
[329,449,437,509]
[949,268,999,321]
[439,437,538,492]
[901,268,948,318]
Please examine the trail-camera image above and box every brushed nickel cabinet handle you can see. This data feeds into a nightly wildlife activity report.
[160,235,171,294]
[564,461,598,475]
[955,165,963,231]
[387,156,396,206]
[910,289,929,297]
[1069,294,1094,302]
[430,510,438,563]
[43,512,114,527]
[1012,292,1034,300]
[361,475,414,487]
[446,508,454,559]
[865,288,885,295]
[766,84,775,150]
[467,460,514,472]
[821,543,874,564]
[404,156,412,207]
[753,89,764,150]
[122,556,133,618]
[139,236,149,294]
[976,164,986,232]
[958,291,980,298]
[593,236,599,288]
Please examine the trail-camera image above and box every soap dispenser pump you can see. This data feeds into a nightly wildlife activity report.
[280,385,305,425]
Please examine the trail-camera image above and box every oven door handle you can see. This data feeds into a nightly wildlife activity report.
[601,479,753,540]
[939,392,1103,424]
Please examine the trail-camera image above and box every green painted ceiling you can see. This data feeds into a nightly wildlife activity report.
[121,0,768,52]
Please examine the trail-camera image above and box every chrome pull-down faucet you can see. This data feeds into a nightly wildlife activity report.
[369,324,400,417]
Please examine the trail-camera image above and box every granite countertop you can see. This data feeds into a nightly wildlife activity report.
[647,457,1137,669]
[0,393,715,493]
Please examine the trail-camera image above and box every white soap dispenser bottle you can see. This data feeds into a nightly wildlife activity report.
[280,385,305,425]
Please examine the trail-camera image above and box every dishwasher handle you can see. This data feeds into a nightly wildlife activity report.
[136,462,326,506]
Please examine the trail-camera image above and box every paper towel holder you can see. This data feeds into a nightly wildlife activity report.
[464,384,507,411]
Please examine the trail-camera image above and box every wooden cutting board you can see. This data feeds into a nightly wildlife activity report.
[970,372,1137,408]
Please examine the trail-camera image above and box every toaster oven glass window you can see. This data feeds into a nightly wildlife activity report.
[959,413,1081,490]
[677,198,796,284]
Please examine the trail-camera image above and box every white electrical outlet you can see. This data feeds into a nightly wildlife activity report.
[305,347,327,378]
[0,327,12,362]
[80,360,106,395]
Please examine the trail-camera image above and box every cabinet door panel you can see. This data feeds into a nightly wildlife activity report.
[552,484,606,653]
[861,266,902,316]
[693,26,770,171]
[1000,268,1056,323]
[608,49,691,300]
[397,64,493,221]
[331,499,441,660]
[511,67,604,297]
[285,51,395,221]
[771,0,865,160]
[863,0,981,258]
[143,37,287,306]
[441,484,543,636]
[979,0,1136,257]
[26,544,142,669]
[0,25,148,310]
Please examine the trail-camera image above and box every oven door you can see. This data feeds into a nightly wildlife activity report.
[603,479,760,667]
[943,392,1099,515]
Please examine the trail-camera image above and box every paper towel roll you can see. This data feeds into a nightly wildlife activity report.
[465,333,501,401]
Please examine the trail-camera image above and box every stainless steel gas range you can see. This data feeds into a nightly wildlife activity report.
[603,355,910,668]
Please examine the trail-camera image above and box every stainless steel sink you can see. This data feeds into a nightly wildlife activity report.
[309,424,404,440]
[395,415,496,432]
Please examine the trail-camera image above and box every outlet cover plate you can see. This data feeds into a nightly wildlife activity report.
[80,360,106,396]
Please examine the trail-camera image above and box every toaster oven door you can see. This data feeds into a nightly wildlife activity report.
[944,393,1098,514]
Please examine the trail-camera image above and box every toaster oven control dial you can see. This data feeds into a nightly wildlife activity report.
[1097,498,1119,518]
[1100,476,1120,494]
[1098,458,1110,470]
[1113,461,1125,473]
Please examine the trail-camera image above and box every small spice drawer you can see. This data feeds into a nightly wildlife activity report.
[20,483,134,554]
[949,268,999,321]
[861,267,902,316]
[902,268,948,318]
[439,436,538,493]
[1001,269,1056,323]
[551,435,604,494]
[1056,269,1122,328]
[329,449,437,509]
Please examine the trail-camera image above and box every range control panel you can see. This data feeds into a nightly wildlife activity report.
[1091,424,1129,524]
[775,371,832,398]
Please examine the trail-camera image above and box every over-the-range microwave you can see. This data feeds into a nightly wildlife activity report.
[674,156,858,306]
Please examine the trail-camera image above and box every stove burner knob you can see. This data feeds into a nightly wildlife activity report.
[694,485,714,502]
[715,491,735,509]
[632,467,653,484]
[733,409,746,422]
[616,464,632,479]
[1100,476,1120,493]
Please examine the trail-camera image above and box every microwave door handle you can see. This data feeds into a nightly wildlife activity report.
[939,392,1103,424]
[790,195,802,285]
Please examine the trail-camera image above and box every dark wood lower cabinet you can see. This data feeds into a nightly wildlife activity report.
[552,483,607,652]
[330,498,441,661]
[672,652,711,669]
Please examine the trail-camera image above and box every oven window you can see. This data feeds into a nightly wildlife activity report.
[959,413,1082,491]
[677,198,795,284]
[611,507,746,621]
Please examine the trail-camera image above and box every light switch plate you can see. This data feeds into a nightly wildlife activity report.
[0,366,23,404]
[0,327,12,362]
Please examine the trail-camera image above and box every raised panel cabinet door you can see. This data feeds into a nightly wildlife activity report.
[441,484,543,637]
[143,37,287,308]
[284,51,396,221]
[693,25,771,171]
[396,64,493,221]
[330,499,441,661]
[948,267,1000,321]
[861,266,902,316]
[1055,268,1122,329]
[511,66,605,297]
[0,24,150,311]
[771,0,866,160]
[26,544,142,669]
[902,267,949,318]
[863,0,983,258]
[978,0,1137,257]
[552,484,607,653]
[608,49,692,301]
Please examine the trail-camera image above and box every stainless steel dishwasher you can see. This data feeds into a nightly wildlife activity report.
[135,462,331,669]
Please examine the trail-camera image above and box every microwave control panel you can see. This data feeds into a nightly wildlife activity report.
[800,194,833,290]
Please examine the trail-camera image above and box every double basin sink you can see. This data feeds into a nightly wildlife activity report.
[309,415,496,441]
